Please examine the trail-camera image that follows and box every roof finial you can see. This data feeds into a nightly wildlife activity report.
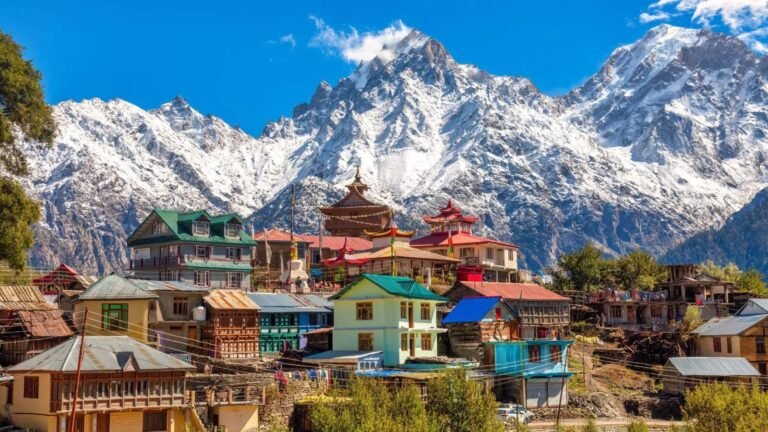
[355,166,361,182]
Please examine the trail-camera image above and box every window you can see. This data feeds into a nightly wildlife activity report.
[226,247,241,260]
[508,249,515,260]
[194,271,210,287]
[159,271,177,281]
[610,306,622,319]
[152,222,167,235]
[195,246,210,259]
[23,376,39,399]
[495,307,502,320]
[143,411,167,432]
[192,220,210,236]
[485,248,494,260]
[713,337,722,353]
[420,333,432,350]
[459,248,474,258]
[757,337,766,354]
[651,306,662,318]
[227,272,243,288]
[102,304,128,331]
[225,223,241,239]
[550,345,562,363]
[173,297,188,316]
[401,333,408,351]
[420,303,431,320]
[528,345,541,363]
[356,302,373,320]
[727,337,733,354]
[400,302,407,319]
[358,333,374,351]
[759,362,767,375]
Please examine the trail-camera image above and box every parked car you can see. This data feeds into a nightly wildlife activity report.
[496,403,534,424]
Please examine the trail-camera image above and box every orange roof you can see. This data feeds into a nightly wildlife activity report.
[354,244,460,263]
[302,235,372,251]
[252,229,312,243]
[16,310,74,337]
[410,231,517,248]
[204,290,260,310]
[456,282,568,301]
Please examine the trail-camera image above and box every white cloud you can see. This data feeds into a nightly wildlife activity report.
[280,34,297,49]
[641,0,768,52]
[309,16,412,64]
[640,11,672,23]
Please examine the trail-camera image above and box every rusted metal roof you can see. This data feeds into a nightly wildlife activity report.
[204,290,260,310]
[77,275,158,300]
[16,310,74,338]
[141,280,211,292]
[0,286,57,311]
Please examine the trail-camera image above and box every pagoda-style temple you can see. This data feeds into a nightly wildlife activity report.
[319,169,391,238]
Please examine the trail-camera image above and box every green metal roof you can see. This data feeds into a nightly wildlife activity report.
[331,274,447,301]
[128,209,257,247]
[77,274,158,301]
[184,260,253,272]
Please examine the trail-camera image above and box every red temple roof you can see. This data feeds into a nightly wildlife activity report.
[410,231,517,249]
[321,238,370,268]
[303,235,372,251]
[423,200,478,225]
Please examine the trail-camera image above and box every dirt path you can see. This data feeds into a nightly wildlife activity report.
[526,418,686,431]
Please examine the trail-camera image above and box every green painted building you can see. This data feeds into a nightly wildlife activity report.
[127,209,257,289]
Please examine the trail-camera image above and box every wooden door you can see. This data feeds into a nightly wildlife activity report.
[408,303,414,328]
[97,413,110,432]
[187,326,197,351]
[409,334,415,357]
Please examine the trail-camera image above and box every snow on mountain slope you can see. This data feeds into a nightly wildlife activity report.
[18,24,768,273]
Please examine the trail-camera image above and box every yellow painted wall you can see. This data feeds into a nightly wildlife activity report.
[698,335,742,357]
[110,411,143,432]
[75,299,151,342]
[213,404,260,432]
[9,413,57,432]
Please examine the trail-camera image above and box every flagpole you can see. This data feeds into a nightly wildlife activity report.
[390,211,396,277]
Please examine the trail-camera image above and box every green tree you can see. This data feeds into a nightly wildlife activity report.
[0,178,40,270]
[684,383,768,431]
[700,260,741,282]
[678,306,703,336]
[614,250,667,290]
[736,269,768,298]
[426,369,503,432]
[549,244,611,292]
[0,30,54,271]
[0,30,56,176]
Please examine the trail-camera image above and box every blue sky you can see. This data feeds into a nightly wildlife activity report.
[2,0,766,135]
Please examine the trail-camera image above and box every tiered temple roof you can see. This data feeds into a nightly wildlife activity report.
[319,168,391,237]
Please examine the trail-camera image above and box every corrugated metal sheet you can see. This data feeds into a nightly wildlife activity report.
[693,315,767,336]
[9,336,195,372]
[668,357,760,376]
[204,290,260,310]
[16,310,74,337]
[142,280,211,292]
[354,244,460,262]
[247,293,331,313]
[77,275,158,300]
[442,296,502,324]
[0,286,57,311]
[457,282,569,301]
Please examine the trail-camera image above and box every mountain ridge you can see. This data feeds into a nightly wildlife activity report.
[17,24,768,273]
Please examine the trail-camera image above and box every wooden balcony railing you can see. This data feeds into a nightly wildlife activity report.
[129,256,184,270]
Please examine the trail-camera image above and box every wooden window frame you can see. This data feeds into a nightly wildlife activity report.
[757,336,766,354]
[550,345,562,363]
[102,303,128,331]
[194,271,210,287]
[226,272,242,288]
[356,302,373,321]
[400,302,407,319]
[713,337,722,353]
[224,223,241,239]
[23,376,39,399]
[358,333,374,351]
[610,306,622,319]
[420,303,431,320]
[400,333,408,351]
[726,336,733,354]
[528,345,541,363]
[192,220,210,236]
[420,333,432,350]
[172,297,188,316]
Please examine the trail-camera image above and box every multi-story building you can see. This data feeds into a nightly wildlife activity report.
[2,335,195,432]
[202,290,260,360]
[410,200,520,282]
[142,280,211,356]
[247,293,333,353]
[318,169,391,238]
[325,274,447,367]
[127,209,256,290]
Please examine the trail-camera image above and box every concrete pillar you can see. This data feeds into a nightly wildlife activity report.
[91,413,97,432]
[58,415,67,432]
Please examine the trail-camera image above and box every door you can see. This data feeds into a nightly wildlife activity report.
[409,334,415,357]
[526,380,546,408]
[187,326,197,351]
[97,413,110,432]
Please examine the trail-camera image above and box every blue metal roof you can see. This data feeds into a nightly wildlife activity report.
[442,296,502,324]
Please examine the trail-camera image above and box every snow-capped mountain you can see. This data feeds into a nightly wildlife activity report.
[19,24,768,273]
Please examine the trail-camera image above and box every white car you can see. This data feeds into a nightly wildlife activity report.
[496,404,534,424]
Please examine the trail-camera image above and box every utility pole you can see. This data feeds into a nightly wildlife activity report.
[555,344,568,428]
[69,308,88,432]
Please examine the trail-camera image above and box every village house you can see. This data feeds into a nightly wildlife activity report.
[587,288,678,329]
[692,298,768,375]
[72,275,158,344]
[247,293,332,353]
[142,280,211,357]
[32,263,99,296]
[0,335,195,432]
[662,357,760,395]
[0,286,74,365]
[442,281,572,408]
[410,200,520,282]
[318,169,391,238]
[442,296,516,360]
[657,264,739,320]
[251,229,311,271]
[314,274,447,367]
[201,290,260,360]
[127,209,256,290]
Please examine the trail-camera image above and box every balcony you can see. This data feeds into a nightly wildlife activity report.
[130,256,184,270]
